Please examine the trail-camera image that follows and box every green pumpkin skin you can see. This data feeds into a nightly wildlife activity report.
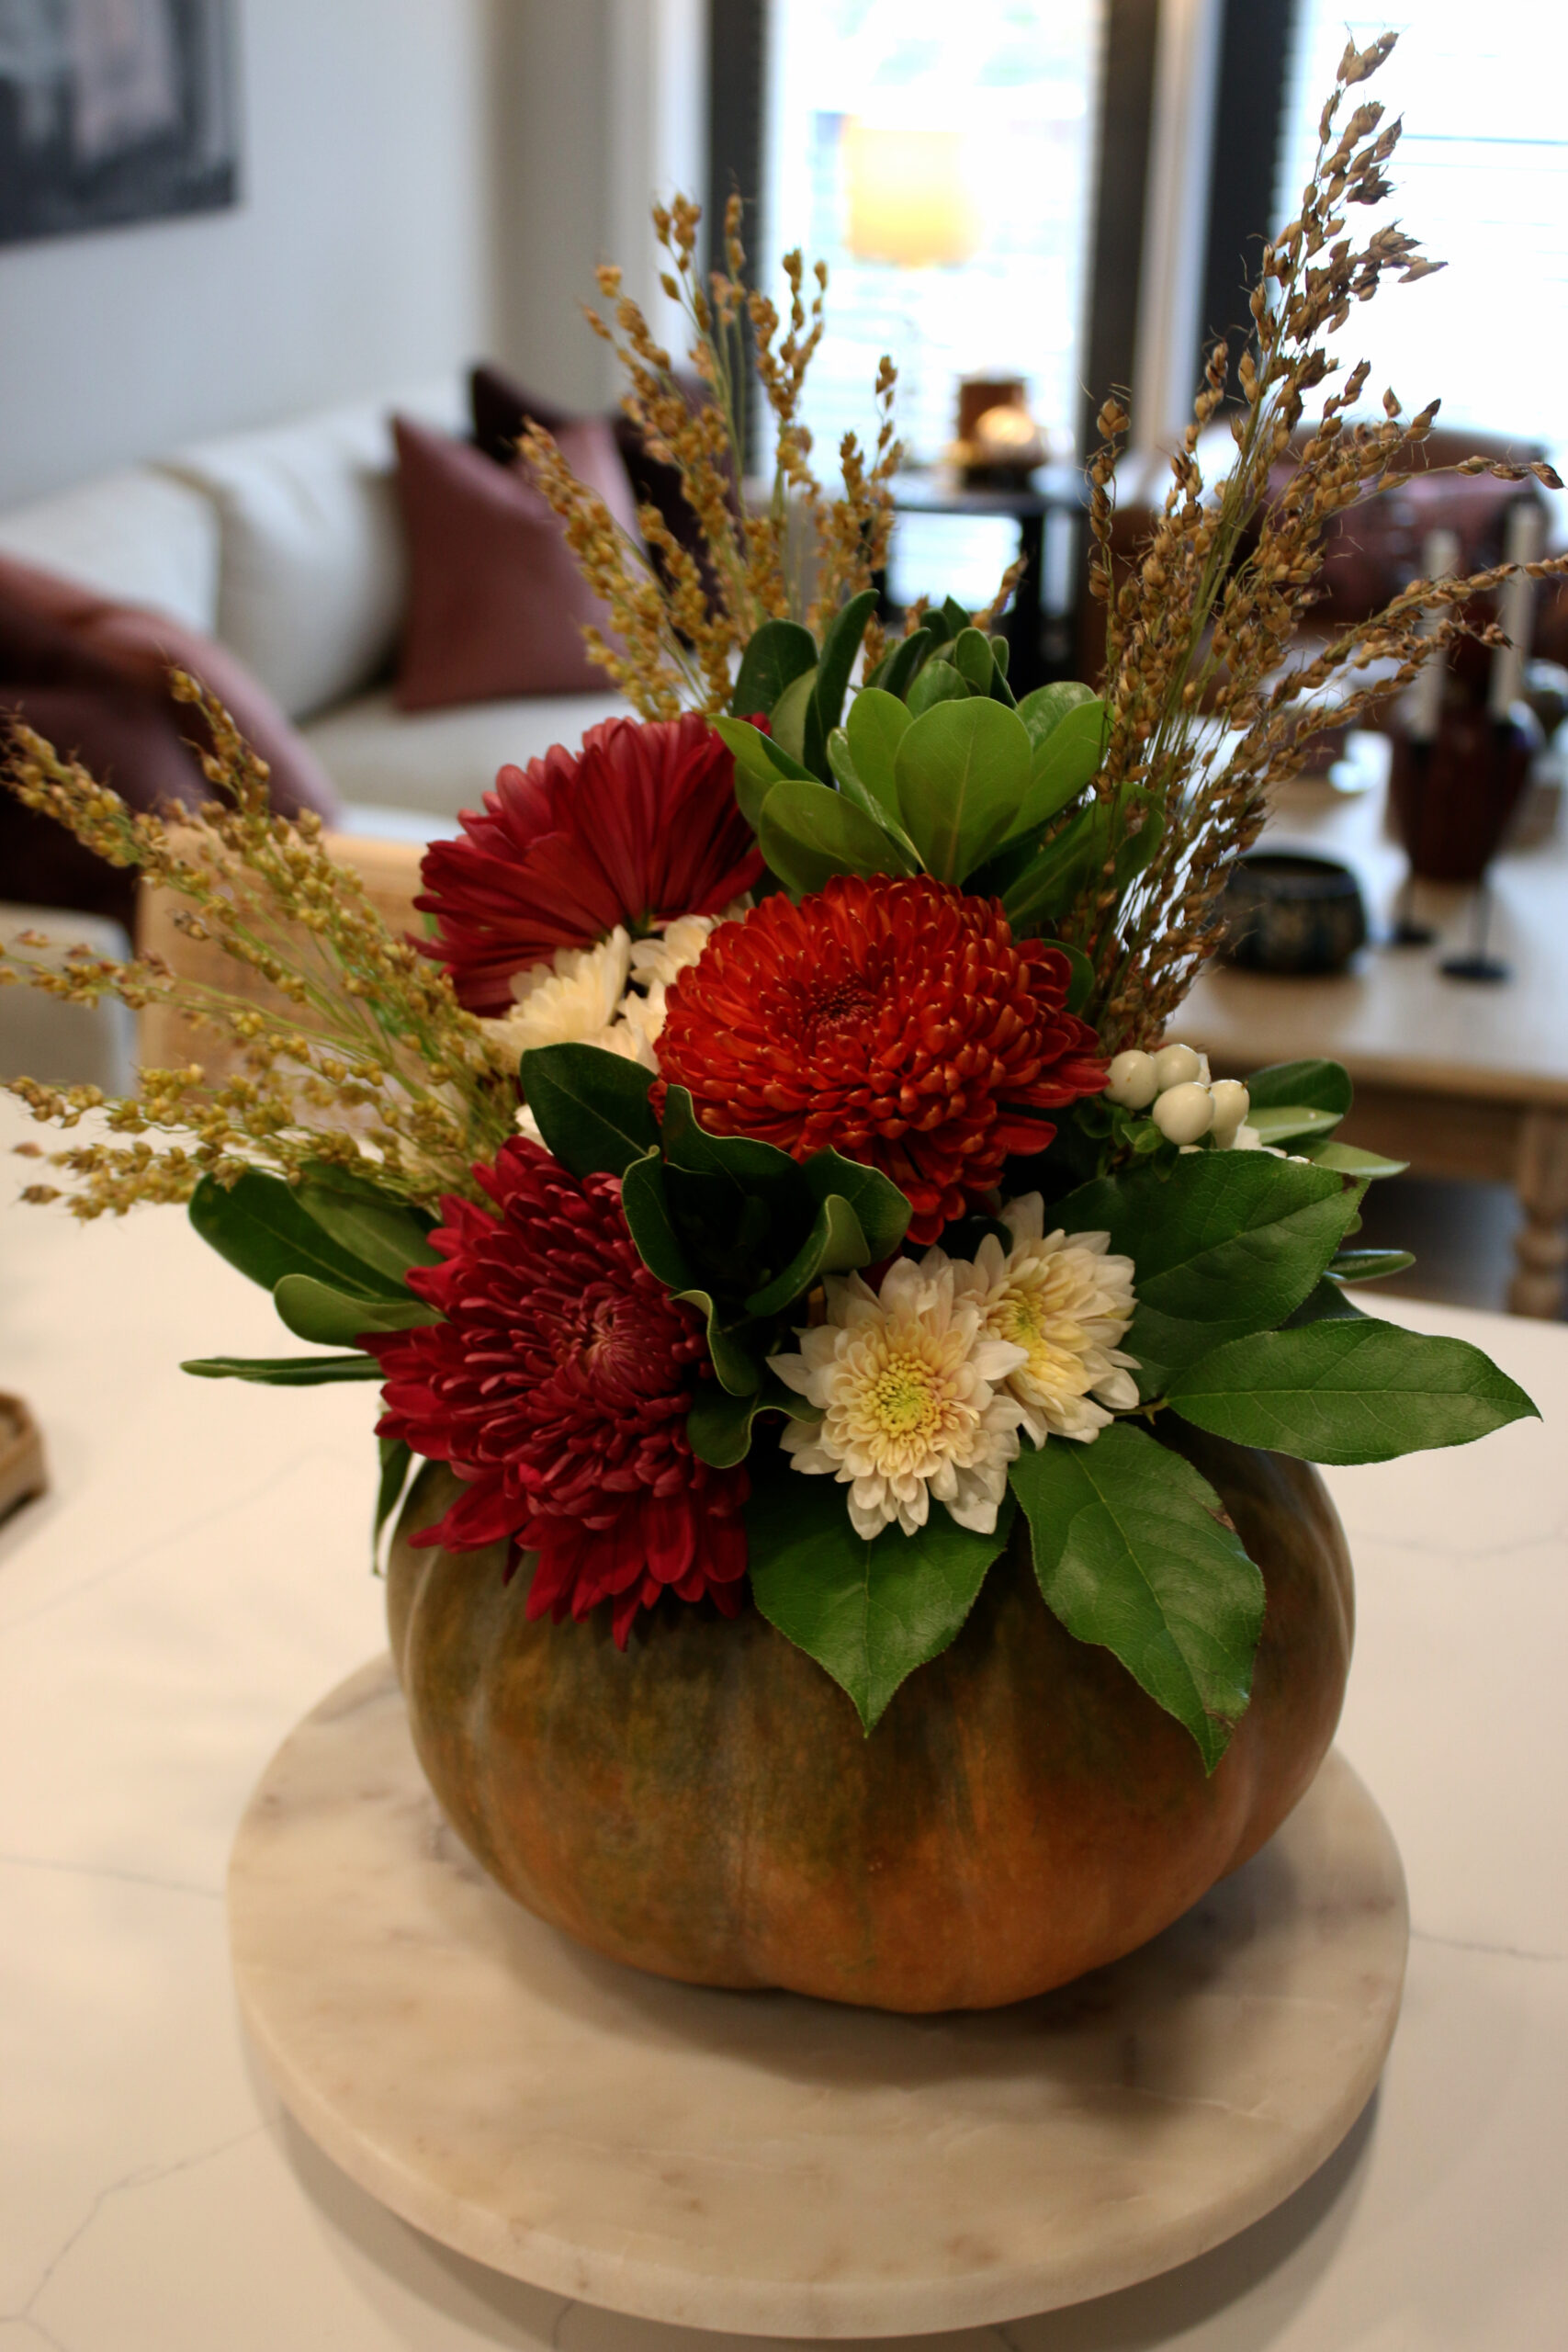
[387,1426,1353,2012]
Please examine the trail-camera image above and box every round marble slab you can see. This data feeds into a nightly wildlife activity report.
[229,1656,1408,2339]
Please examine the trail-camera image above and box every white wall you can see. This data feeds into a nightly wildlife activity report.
[0,0,500,508]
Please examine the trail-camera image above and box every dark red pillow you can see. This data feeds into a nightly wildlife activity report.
[0,552,341,927]
[392,413,640,710]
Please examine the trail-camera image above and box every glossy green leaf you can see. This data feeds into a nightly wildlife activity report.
[188,1170,401,1300]
[180,1352,382,1385]
[294,1168,439,1284]
[677,1285,766,1395]
[731,618,818,719]
[273,1274,435,1347]
[1283,1277,1369,1326]
[894,695,1033,882]
[1247,1103,1344,1146]
[807,587,880,766]
[826,727,920,858]
[1007,696,1109,837]
[619,1148,696,1287]
[876,626,934,702]
[769,665,818,765]
[686,1376,819,1470]
[748,1462,1014,1731]
[905,658,966,716]
[1014,679,1099,749]
[713,714,817,831]
[1056,1152,1365,1394]
[758,778,913,896]
[1330,1248,1416,1283]
[799,1148,909,1261]
[1166,1317,1540,1463]
[745,1193,868,1317]
[952,627,997,693]
[1246,1059,1354,1117]
[518,1043,659,1179]
[659,1087,805,1211]
[1010,1421,1264,1773]
[1297,1137,1408,1179]
[845,685,913,814]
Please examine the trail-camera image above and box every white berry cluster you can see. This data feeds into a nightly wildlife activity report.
[1103,1042,1257,1150]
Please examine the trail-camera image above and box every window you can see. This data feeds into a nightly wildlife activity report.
[1277,5,1568,453]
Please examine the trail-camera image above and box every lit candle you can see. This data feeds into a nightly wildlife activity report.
[1488,499,1543,721]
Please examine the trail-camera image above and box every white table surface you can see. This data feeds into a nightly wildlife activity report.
[3,1098,1566,2352]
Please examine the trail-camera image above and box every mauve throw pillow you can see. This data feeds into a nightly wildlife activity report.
[392,414,640,711]
[0,551,341,926]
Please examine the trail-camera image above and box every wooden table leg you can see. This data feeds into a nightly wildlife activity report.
[1508,1108,1568,1318]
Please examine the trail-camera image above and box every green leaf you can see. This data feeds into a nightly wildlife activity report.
[1247,1103,1343,1146]
[745,1193,868,1317]
[374,1436,416,1566]
[799,1148,910,1261]
[769,665,818,765]
[659,1086,806,1210]
[1297,1136,1408,1179]
[1008,695,1109,836]
[519,1043,658,1179]
[826,727,921,860]
[1056,1153,1365,1394]
[713,714,818,831]
[845,685,912,815]
[807,588,879,766]
[676,1285,766,1395]
[1014,679,1099,749]
[294,1169,439,1284]
[893,696,1033,883]
[939,594,972,642]
[180,1352,383,1385]
[273,1273,436,1347]
[748,1464,1014,1731]
[1330,1248,1416,1283]
[952,627,997,693]
[687,1374,818,1469]
[1001,788,1150,934]
[1010,1422,1264,1773]
[1247,1059,1354,1117]
[1040,937,1095,1012]
[618,1148,699,1286]
[731,618,818,718]
[905,658,966,716]
[1166,1317,1540,1463]
[877,627,934,702]
[758,778,913,896]
[188,1170,403,1300]
[1284,1277,1369,1326]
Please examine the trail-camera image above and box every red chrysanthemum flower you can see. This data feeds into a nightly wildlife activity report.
[653,875,1109,1244]
[367,1137,749,1645]
[415,713,765,1014]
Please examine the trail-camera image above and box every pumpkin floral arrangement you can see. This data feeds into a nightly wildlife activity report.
[0,32,1550,1791]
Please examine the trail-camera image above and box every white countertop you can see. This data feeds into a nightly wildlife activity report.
[2,1098,1566,2352]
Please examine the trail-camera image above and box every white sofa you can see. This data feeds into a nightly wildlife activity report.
[0,374,630,844]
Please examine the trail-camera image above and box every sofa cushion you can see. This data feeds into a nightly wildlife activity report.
[391,414,639,710]
[0,468,220,635]
[0,552,341,927]
[300,683,629,821]
[156,378,466,722]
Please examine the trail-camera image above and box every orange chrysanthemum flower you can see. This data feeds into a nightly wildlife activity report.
[654,875,1108,1244]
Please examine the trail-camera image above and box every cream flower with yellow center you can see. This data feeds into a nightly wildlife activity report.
[768,1258,1027,1540]
[942,1196,1139,1446]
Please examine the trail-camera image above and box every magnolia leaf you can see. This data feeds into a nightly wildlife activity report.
[1247,1058,1354,1117]
[1166,1317,1540,1463]
[1056,1153,1364,1394]
[758,778,913,896]
[189,1170,403,1300]
[519,1043,659,1179]
[1330,1248,1416,1283]
[181,1352,382,1385]
[687,1374,818,1470]
[731,619,818,719]
[894,695,1033,883]
[745,1193,868,1317]
[769,665,819,764]
[799,1148,910,1261]
[1011,1421,1264,1774]
[1247,1103,1344,1146]
[1007,696,1109,837]
[273,1274,435,1348]
[906,658,966,716]
[1298,1136,1408,1179]
[748,1464,1014,1732]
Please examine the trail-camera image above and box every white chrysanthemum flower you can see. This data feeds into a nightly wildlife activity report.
[768,1258,1028,1541]
[943,1195,1141,1447]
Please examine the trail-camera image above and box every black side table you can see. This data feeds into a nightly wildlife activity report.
[889,465,1089,695]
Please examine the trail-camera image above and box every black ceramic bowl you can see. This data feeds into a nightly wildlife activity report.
[1219,852,1367,976]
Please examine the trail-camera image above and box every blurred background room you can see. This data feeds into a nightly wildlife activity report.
[5,0,1568,1317]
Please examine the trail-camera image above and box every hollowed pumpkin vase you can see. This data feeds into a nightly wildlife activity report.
[387,1424,1353,2014]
